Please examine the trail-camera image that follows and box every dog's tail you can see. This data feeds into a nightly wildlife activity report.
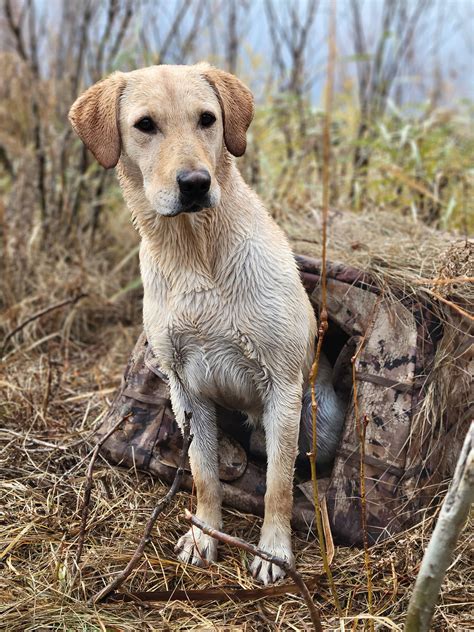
[300,352,347,465]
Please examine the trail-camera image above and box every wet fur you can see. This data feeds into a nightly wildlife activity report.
[69,63,344,585]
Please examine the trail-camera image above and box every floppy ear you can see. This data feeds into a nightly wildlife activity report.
[202,67,254,157]
[68,72,125,169]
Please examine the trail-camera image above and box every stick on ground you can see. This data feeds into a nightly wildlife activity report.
[92,414,193,604]
[109,579,319,603]
[184,510,323,632]
[75,414,129,568]
[1,293,87,357]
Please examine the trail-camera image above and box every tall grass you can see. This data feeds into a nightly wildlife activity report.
[243,94,473,231]
[0,1,472,335]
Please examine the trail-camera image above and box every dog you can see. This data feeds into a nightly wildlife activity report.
[69,63,345,585]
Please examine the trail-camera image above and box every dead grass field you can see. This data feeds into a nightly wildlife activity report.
[1,1,473,627]
[1,202,472,631]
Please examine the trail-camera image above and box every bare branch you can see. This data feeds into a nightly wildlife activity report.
[94,0,118,81]
[350,0,369,106]
[26,0,39,78]
[109,578,319,604]
[108,0,134,64]
[70,1,93,98]
[184,510,323,632]
[180,0,206,59]
[1,294,87,358]
[92,415,193,604]
[156,0,190,64]
[4,0,29,62]
[264,0,286,80]
[75,413,129,568]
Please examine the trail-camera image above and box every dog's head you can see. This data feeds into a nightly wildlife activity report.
[69,64,254,217]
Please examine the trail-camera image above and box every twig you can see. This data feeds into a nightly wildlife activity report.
[109,578,319,603]
[307,1,342,617]
[184,511,323,632]
[75,414,129,568]
[94,0,118,81]
[108,0,133,62]
[1,293,87,357]
[423,289,474,322]
[405,422,474,632]
[413,276,474,286]
[0,428,72,450]
[41,353,54,418]
[92,415,193,604]
[359,413,371,630]
[4,0,28,63]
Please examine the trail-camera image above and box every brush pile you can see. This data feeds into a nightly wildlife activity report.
[1,206,472,630]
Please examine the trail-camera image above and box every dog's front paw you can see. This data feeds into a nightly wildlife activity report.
[174,528,217,568]
[250,532,294,585]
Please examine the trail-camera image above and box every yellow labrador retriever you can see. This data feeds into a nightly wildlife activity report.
[69,63,344,584]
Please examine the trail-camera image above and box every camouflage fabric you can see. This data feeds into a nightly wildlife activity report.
[97,254,470,546]
[96,331,315,529]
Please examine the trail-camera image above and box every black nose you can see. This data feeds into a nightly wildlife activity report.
[177,169,211,200]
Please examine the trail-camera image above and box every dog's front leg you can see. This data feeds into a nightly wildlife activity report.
[250,380,302,584]
[170,376,222,567]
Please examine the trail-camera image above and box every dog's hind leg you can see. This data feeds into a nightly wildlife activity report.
[170,377,222,567]
[250,378,302,585]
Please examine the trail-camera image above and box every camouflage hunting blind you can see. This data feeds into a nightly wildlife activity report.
[97,254,472,546]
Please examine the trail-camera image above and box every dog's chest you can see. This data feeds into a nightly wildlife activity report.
[146,284,268,413]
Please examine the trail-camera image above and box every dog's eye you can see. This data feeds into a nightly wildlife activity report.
[134,117,157,133]
[200,112,216,128]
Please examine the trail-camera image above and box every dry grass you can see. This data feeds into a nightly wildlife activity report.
[1,203,473,630]
[1,3,472,627]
